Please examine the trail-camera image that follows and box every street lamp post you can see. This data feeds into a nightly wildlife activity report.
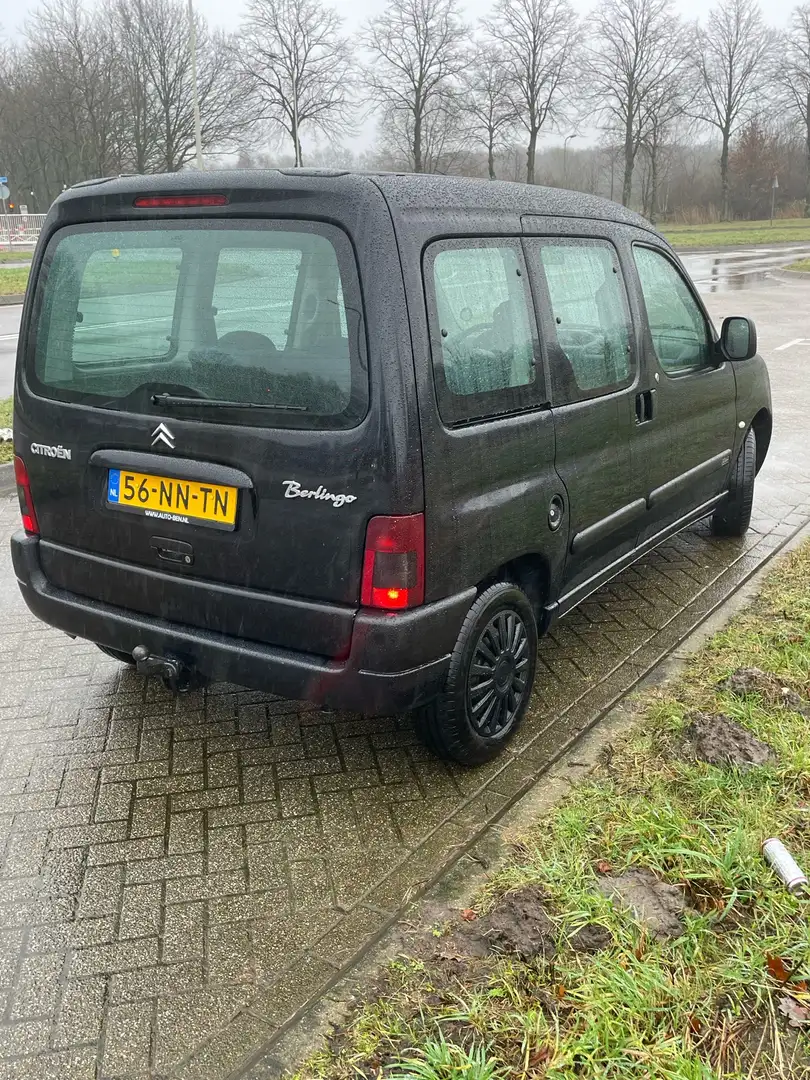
[563,133,581,187]
[770,174,779,225]
[188,0,204,170]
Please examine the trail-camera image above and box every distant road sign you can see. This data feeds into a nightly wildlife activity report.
[0,177,7,184]
[0,185,9,201]
[19,205,28,216]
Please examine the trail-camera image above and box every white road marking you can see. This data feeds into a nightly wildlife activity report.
[774,338,807,352]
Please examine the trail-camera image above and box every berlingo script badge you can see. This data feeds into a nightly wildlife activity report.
[282,480,357,508]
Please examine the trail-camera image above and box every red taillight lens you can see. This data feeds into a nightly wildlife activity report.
[14,456,39,536]
[361,514,425,610]
[133,194,228,208]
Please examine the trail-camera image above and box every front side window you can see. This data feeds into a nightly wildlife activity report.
[31,220,366,429]
[427,240,542,423]
[529,239,632,405]
[633,246,713,374]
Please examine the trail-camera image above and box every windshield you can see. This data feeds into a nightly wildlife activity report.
[31,219,367,429]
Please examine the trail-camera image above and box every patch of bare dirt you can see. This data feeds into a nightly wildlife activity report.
[597,868,692,940]
[427,885,556,962]
[730,1010,810,1078]
[568,923,613,953]
[469,885,556,960]
[720,667,810,715]
[688,711,775,768]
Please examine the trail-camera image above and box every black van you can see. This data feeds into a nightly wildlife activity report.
[11,171,772,763]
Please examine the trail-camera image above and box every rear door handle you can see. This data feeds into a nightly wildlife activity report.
[635,389,656,425]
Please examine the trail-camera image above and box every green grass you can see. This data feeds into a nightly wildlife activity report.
[0,251,32,265]
[0,257,266,299]
[0,267,29,295]
[297,542,810,1080]
[0,398,12,464]
[786,259,810,273]
[661,217,810,250]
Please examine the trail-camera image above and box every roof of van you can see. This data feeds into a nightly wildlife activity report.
[63,168,659,235]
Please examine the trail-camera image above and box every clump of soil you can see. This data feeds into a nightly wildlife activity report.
[568,923,613,953]
[433,885,556,962]
[720,667,810,714]
[688,710,774,768]
[478,885,556,959]
[433,888,617,966]
[597,868,691,940]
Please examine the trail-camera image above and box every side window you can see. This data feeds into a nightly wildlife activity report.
[633,246,713,374]
[529,239,632,405]
[427,240,541,423]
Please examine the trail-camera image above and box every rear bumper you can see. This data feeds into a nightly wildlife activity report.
[11,532,475,714]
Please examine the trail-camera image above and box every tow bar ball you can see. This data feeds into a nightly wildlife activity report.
[131,646,202,693]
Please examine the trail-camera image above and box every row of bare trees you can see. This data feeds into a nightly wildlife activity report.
[0,0,253,201]
[2,0,810,219]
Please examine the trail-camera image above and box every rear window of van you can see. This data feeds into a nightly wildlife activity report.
[30,220,367,429]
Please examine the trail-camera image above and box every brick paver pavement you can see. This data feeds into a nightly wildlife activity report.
[0,280,807,1079]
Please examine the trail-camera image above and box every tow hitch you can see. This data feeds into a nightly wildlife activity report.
[132,646,202,693]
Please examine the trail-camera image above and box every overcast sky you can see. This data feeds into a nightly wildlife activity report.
[6,0,801,38]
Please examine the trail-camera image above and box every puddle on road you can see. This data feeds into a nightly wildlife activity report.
[683,247,810,293]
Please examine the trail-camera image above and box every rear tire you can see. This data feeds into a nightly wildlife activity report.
[415,582,538,765]
[712,428,756,538]
[97,645,135,665]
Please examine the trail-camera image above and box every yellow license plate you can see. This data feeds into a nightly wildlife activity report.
[107,469,238,530]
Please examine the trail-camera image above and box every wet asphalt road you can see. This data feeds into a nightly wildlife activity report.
[0,307,20,399]
[0,260,807,1078]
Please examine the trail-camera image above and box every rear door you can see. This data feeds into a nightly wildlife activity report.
[419,237,558,601]
[627,243,736,542]
[524,234,644,600]
[17,185,419,656]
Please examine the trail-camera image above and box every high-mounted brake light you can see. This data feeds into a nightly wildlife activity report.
[14,456,39,536]
[361,514,425,611]
[133,194,228,208]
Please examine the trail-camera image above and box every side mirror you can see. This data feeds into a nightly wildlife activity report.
[720,316,757,361]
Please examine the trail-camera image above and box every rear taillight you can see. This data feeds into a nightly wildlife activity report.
[361,514,425,610]
[14,456,39,536]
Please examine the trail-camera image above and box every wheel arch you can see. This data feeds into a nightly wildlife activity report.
[477,552,552,629]
[750,409,771,474]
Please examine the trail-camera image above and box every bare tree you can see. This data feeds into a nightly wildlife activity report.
[780,5,810,214]
[462,48,517,179]
[364,0,469,173]
[26,0,123,181]
[241,0,356,167]
[375,89,472,172]
[589,0,687,209]
[639,25,696,221]
[483,0,580,185]
[116,0,250,172]
[692,0,777,219]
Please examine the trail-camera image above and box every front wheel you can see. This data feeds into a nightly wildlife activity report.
[415,582,538,765]
[712,427,756,537]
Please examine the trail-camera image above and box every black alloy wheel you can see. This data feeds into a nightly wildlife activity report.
[467,610,531,738]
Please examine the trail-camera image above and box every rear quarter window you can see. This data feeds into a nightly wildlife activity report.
[424,237,546,425]
[30,220,367,430]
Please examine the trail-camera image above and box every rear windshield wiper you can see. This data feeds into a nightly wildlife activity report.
[151,393,308,413]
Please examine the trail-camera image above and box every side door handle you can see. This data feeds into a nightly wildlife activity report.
[635,389,656,425]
